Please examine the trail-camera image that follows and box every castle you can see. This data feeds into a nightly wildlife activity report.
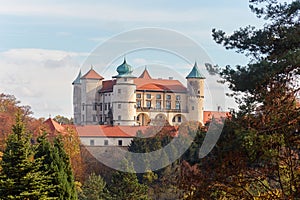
[72,60,205,126]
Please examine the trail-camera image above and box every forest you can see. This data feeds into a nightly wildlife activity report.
[0,0,299,199]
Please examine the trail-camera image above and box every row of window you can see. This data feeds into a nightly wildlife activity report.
[82,103,111,111]
[82,114,104,122]
[90,139,123,146]
[87,100,181,111]
[136,93,181,100]
[136,100,181,110]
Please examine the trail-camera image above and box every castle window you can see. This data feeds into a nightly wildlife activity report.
[82,104,85,111]
[136,100,141,108]
[118,140,123,146]
[146,94,151,99]
[108,103,111,109]
[146,101,151,108]
[118,89,121,94]
[99,115,102,122]
[178,116,182,122]
[93,103,97,110]
[124,78,127,81]
[156,101,161,109]
[176,95,181,100]
[136,93,141,98]
[100,103,102,111]
[118,104,121,109]
[175,101,181,110]
[166,95,171,100]
[104,140,108,146]
[192,106,195,110]
[105,104,107,110]
[198,90,200,94]
[156,94,161,99]
[166,101,171,110]
[137,115,140,121]
[90,140,95,146]
[93,115,96,122]
[118,115,121,120]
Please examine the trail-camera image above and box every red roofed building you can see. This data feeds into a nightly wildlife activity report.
[72,60,207,126]
[203,111,231,125]
[76,125,150,146]
[43,118,67,137]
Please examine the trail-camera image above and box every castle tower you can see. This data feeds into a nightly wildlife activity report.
[80,66,104,125]
[112,59,137,126]
[72,70,82,125]
[186,62,206,125]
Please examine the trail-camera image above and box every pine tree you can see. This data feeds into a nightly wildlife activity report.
[109,160,148,200]
[0,113,54,200]
[79,173,111,200]
[35,135,78,200]
[196,0,300,198]
[53,137,78,200]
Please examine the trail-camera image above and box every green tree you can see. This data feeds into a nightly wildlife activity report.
[53,137,78,200]
[53,115,73,125]
[35,133,78,200]
[108,160,148,200]
[0,113,54,200]
[79,173,111,200]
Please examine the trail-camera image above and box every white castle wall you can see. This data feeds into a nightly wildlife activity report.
[80,136,133,146]
[112,78,137,126]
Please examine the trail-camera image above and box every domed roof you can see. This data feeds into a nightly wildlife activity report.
[113,59,136,78]
[186,62,205,79]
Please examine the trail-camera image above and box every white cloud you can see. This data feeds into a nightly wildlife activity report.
[0,48,85,118]
[2,48,82,63]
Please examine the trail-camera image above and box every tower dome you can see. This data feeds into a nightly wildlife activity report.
[186,62,205,79]
[113,59,135,78]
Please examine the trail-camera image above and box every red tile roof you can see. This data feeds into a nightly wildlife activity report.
[135,78,186,92]
[98,70,186,93]
[43,118,67,136]
[99,80,116,92]
[81,68,104,80]
[203,111,231,124]
[76,125,149,137]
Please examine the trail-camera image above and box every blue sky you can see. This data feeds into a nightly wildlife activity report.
[0,0,266,118]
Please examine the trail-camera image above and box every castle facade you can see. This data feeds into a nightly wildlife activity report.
[72,60,205,126]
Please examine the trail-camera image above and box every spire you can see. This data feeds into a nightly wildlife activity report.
[139,66,152,79]
[186,62,205,79]
[72,70,82,84]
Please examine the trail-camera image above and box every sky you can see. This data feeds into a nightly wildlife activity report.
[0,0,266,118]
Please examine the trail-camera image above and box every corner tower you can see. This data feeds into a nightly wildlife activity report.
[112,59,137,126]
[80,66,104,125]
[186,62,205,125]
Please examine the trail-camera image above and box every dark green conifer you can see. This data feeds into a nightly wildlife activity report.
[0,113,54,200]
